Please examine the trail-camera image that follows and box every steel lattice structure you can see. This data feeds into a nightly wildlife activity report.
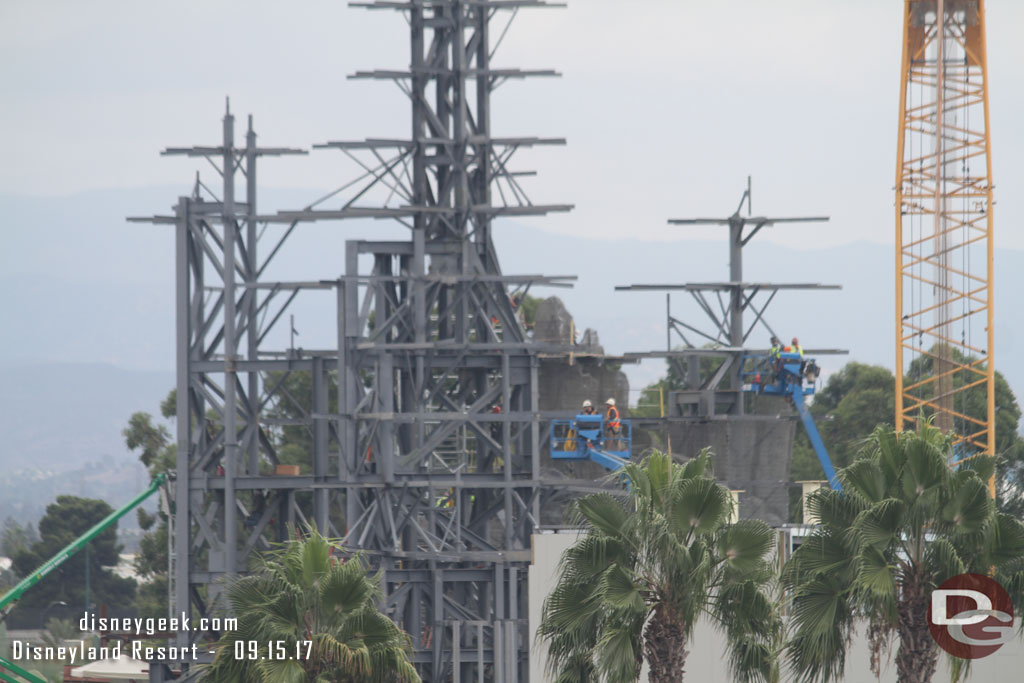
[137,2,575,681]
[894,0,995,482]
[614,180,846,525]
[618,180,843,417]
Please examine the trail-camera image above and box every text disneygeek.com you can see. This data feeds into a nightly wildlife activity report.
[7,612,240,664]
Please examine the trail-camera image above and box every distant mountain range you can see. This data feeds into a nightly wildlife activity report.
[0,362,168,525]
[1,187,1022,515]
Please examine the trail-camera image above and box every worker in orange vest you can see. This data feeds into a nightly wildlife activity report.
[581,399,596,415]
[604,398,621,448]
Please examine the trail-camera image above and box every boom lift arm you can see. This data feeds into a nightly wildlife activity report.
[744,352,842,492]
[0,474,169,683]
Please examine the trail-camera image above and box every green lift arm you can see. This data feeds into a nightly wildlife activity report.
[0,473,169,683]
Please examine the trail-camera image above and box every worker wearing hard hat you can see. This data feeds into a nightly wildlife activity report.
[581,399,596,415]
[767,336,783,380]
[789,337,804,358]
[604,398,621,447]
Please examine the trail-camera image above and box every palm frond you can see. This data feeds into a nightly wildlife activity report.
[841,459,888,504]
[805,488,862,528]
[984,512,1024,570]
[940,476,992,534]
[856,499,905,550]
[666,476,731,537]
[202,528,420,683]
[539,449,776,682]
[717,520,774,574]
[571,493,629,539]
[856,544,896,598]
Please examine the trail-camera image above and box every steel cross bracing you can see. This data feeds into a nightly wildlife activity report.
[894,0,995,484]
[130,104,316,672]
[134,2,573,681]
[617,179,845,418]
[300,4,570,679]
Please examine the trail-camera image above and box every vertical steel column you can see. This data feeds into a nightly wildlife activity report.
[729,217,744,415]
[173,196,191,646]
[313,355,329,532]
[221,105,239,577]
[245,115,261,475]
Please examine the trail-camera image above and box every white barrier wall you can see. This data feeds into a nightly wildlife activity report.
[529,532,1024,682]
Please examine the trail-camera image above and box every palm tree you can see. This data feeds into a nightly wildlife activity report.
[782,422,1024,683]
[204,528,420,683]
[538,450,780,683]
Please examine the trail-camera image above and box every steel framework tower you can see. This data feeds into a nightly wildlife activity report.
[618,179,841,417]
[616,180,846,524]
[292,3,570,678]
[139,2,573,681]
[894,0,995,478]
[131,107,311,678]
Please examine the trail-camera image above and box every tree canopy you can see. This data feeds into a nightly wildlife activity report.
[1,517,38,560]
[122,391,177,618]
[791,362,895,481]
[10,496,135,621]
[539,451,780,683]
[204,528,420,683]
[792,358,1024,516]
[783,422,1024,683]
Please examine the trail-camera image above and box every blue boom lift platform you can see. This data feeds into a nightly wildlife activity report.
[548,351,840,491]
[550,414,632,472]
[743,351,841,491]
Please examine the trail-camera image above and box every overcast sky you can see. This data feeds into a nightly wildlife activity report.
[3,0,1023,251]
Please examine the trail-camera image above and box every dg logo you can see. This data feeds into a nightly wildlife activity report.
[929,573,1016,659]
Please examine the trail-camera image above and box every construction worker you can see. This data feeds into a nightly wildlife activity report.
[490,404,502,442]
[604,398,621,448]
[581,399,596,415]
[767,335,782,382]
[790,337,804,358]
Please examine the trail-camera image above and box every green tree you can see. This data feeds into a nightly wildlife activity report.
[123,392,177,618]
[791,362,895,481]
[633,359,687,420]
[792,358,1024,516]
[1,517,38,559]
[782,422,1024,683]
[11,497,136,618]
[538,451,780,683]
[516,292,540,329]
[904,346,1022,463]
[263,370,338,472]
[203,528,420,683]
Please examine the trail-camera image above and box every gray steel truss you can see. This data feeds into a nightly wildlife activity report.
[131,104,312,672]
[136,2,573,681]
[616,178,845,417]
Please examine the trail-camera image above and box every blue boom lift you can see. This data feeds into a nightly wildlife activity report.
[550,413,632,472]
[743,351,842,491]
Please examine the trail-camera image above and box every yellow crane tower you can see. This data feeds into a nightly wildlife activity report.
[894,0,995,496]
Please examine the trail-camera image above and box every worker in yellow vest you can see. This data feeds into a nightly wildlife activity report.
[789,337,804,358]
